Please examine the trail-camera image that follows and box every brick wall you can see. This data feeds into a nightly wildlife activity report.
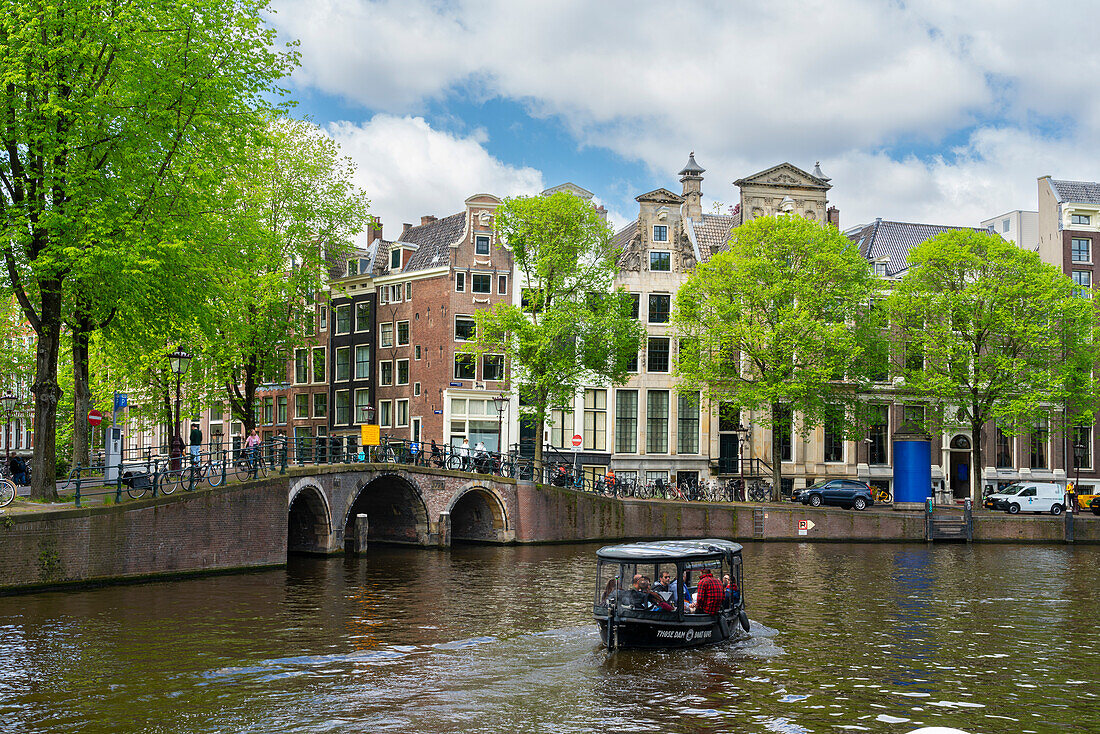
[0,479,287,592]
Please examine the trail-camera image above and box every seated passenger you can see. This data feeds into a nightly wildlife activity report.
[723,574,740,607]
[677,570,694,610]
[638,577,673,612]
[627,574,648,608]
[653,571,674,603]
[693,569,725,615]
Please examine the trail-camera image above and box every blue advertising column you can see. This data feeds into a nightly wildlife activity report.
[893,428,932,511]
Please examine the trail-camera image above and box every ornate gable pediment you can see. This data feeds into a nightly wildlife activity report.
[635,188,685,205]
[734,162,830,191]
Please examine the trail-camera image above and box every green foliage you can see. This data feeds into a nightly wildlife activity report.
[888,229,1099,496]
[673,215,881,486]
[468,192,645,465]
[0,0,294,498]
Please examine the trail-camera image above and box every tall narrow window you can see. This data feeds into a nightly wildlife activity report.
[652,225,668,242]
[380,322,394,348]
[335,304,351,334]
[396,359,409,385]
[355,302,370,332]
[397,321,410,345]
[335,391,350,424]
[1072,238,1091,263]
[1073,270,1092,298]
[615,390,638,453]
[677,392,700,454]
[454,354,476,380]
[648,294,671,324]
[776,405,793,461]
[1030,418,1049,469]
[455,272,466,292]
[550,409,574,449]
[379,361,393,386]
[355,346,370,380]
[355,390,372,423]
[646,390,669,454]
[868,405,888,465]
[475,234,490,255]
[995,426,1012,468]
[335,347,350,381]
[294,349,308,384]
[313,393,327,419]
[1073,426,1093,470]
[295,393,308,419]
[823,407,843,462]
[584,389,607,451]
[312,348,326,383]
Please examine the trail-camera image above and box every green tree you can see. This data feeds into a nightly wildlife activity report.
[0,0,293,499]
[674,214,881,493]
[889,229,1099,502]
[197,118,369,434]
[468,192,644,471]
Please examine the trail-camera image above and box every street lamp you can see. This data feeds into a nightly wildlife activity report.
[493,393,510,455]
[167,348,192,464]
[1,393,16,465]
[1073,434,1086,512]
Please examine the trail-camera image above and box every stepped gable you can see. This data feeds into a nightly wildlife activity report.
[397,212,465,272]
[1049,179,1100,204]
[847,219,984,277]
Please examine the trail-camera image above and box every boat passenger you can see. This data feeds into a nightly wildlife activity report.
[724,574,740,607]
[694,569,725,615]
[638,577,674,612]
[677,570,693,608]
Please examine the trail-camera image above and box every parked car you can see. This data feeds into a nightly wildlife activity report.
[986,482,1066,515]
[792,479,874,510]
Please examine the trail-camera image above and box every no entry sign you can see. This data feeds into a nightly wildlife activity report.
[88,409,103,426]
[571,434,583,448]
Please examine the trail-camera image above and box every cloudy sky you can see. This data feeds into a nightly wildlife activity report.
[268,0,1100,238]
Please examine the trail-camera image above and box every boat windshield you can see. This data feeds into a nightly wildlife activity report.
[595,553,742,612]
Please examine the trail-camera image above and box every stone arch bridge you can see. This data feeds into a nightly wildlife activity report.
[285,464,520,553]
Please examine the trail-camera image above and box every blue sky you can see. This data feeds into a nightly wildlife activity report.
[270,0,1100,240]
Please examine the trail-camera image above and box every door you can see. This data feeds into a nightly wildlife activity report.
[950,452,969,498]
[719,434,738,474]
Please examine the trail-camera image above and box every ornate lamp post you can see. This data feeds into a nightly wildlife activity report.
[167,348,192,467]
[1073,435,1086,513]
[493,393,510,455]
[1,393,16,465]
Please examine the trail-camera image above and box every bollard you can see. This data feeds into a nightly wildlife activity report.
[152,465,159,498]
[925,496,933,541]
[74,470,82,508]
[1065,491,1075,544]
[963,498,973,542]
[115,471,123,504]
[356,513,369,554]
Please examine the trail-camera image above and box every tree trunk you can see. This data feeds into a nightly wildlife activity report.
[71,320,92,470]
[29,283,63,502]
[770,403,783,499]
[971,414,984,505]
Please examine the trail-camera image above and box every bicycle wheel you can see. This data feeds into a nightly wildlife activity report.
[159,470,180,495]
[0,479,15,507]
[207,462,224,487]
[124,473,148,500]
[255,455,269,478]
[234,459,251,483]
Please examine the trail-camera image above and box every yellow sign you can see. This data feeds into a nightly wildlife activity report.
[360,424,380,446]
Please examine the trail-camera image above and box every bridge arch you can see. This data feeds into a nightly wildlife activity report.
[288,482,332,555]
[344,473,430,549]
[448,484,509,543]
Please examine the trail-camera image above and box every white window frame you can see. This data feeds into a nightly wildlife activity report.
[396,320,410,346]
[390,247,402,270]
[378,399,392,428]
[455,315,476,342]
[380,322,394,348]
[311,347,326,383]
[456,272,466,292]
[354,345,371,380]
[649,250,671,272]
[483,353,505,382]
[498,274,508,295]
[454,353,476,380]
[405,282,412,300]
[471,272,492,294]
[396,398,410,428]
[379,286,388,305]
[334,304,351,334]
[335,346,351,382]
[355,388,372,424]
[653,225,668,242]
[414,381,421,397]
[396,358,410,385]
[318,306,327,332]
[334,389,351,425]
[355,301,370,332]
[475,234,491,255]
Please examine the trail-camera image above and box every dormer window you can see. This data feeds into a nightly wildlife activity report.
[653,225,668,242]
[874,262,888,278]
[347,259,359,277]
[1072,214,1092,226]
[475,234,490,256]
[390,247,402,270]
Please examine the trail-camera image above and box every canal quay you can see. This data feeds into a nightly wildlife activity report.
[1,541,1097,734]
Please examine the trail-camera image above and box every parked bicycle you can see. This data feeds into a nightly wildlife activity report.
[234,448,268,481]
[872,486,892,504]
[747,480,772,502]
[0,477,15,507]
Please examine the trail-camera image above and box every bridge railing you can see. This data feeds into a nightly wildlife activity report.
[57,435,764,507]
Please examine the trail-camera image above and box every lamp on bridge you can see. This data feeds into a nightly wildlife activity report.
[1,393,16,464]
[167,348,192,465]
[493,393,509,454]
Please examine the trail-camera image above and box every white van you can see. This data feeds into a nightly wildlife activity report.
[987,482,1066,515]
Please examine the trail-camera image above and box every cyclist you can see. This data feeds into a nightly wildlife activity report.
[245,429,261,477]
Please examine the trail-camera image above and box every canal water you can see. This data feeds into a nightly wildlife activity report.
[1,542,1098,733]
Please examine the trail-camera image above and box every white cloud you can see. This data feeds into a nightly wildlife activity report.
[325,115,544,241]
[272,0,1100,227]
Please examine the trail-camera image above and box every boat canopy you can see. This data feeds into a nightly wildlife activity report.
[596,539,743,563]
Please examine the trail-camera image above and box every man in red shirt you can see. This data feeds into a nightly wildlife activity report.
[694,569,725,615]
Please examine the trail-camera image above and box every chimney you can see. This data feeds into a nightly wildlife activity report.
[402,222,413,238]
[827,206,840,229]
[421,215,437,226]
[367,220,383,243]
[678,152,705,220]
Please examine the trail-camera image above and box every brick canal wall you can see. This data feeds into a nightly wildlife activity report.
[0,479,287,593]
[2,472,1097,593]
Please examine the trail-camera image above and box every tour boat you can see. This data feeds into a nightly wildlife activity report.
[593,538,751,650]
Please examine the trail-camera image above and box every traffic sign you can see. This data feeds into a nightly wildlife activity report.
[88,409,103,426]
[571,434,583,448]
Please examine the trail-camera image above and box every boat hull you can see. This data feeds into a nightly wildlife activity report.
[596,612,742,649]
